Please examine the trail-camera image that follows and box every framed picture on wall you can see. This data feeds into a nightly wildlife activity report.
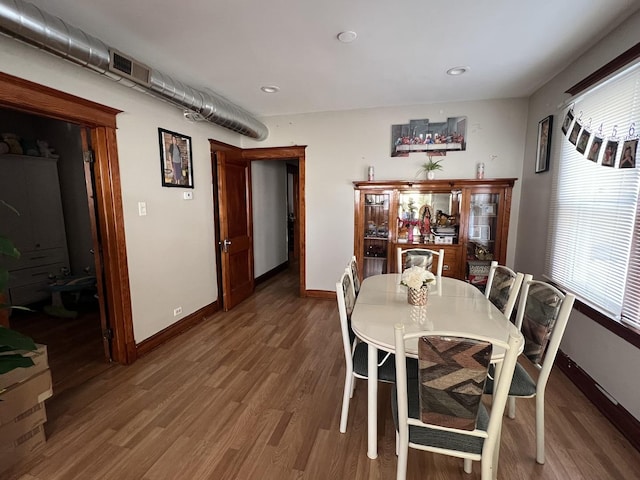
[535,115,553,173]
[159,128,194,188]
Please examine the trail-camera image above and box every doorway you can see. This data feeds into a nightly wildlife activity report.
[0,72,136,368]
[210,142,306,310]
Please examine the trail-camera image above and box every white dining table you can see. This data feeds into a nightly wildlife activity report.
[351,273,522,460]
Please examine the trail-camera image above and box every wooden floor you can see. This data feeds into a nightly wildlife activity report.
[5,267,640,479]
[7,294,111,396]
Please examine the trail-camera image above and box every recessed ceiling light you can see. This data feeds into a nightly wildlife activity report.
[446,66,469,76]
[337,31,358,43]
[261,85,280,93]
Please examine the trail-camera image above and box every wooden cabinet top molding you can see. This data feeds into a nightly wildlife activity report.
[353,178,517,189]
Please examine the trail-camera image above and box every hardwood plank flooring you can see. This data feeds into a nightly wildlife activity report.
[4,267,640,479]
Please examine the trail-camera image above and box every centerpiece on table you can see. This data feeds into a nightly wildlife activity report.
[401,266,436,306]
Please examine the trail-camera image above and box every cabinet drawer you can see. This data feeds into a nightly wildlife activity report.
[8,282,51,306]
[440,248,460,278]
[4,248,67,271]
[7,263,67,288]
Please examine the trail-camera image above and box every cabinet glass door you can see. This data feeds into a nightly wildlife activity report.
[466,192,500,289]
[363,193,389,278]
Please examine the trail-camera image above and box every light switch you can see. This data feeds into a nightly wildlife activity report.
[183,191,193,200]
[138,201,147,216]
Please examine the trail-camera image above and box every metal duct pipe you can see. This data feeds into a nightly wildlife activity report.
[0,0,268,140]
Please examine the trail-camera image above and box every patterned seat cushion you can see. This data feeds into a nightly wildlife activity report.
[521,283,561,365]
[417,336,492,431]
[488,268,516,314]
[404,251,434,271]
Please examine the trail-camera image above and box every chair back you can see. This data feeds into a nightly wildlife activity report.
[336,269,357,364]
[394,325,523,460]
[485,261,525,319]
[418,336,492,431]
[397,247,445,277]
[347,255,361,297]
[514,279,575,375]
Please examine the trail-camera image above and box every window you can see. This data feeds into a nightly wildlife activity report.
[545,61,640,329]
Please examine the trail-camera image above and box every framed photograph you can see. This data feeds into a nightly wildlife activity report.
[568,122,581,145]
[587,136,603,162]
[561,110,574,135]
[159,128,194,188]
[576,129,590,155]
[619,139,638,169]
[535,115,553,173]
[470,225,491,241]
[481,203,496,216]
[602,140,618,167]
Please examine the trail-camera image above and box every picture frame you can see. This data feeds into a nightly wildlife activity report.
[470,225,490,241]
[620,139,638,169]
[159,128,194,188]
[535,115,553,173]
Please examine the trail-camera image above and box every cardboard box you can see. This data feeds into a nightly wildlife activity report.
[0,424,46,474]
[0,402,47,444]
[0,369,52,427]
[0,344,48,390]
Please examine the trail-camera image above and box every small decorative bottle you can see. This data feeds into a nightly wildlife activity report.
[367,166,375,181]
[476,162,485,179]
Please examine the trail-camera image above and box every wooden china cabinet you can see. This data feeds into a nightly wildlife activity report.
[353,178,516,288]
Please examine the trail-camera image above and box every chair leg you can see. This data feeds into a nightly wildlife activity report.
[507,396,516,419]
[463,458,472,474]
[396,433,408,480]
[480,459,493,480]
[350,375,356,398]
[536,394,545,464]
[339,373,352,433]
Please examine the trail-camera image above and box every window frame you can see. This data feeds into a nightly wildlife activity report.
[556,42,640,348]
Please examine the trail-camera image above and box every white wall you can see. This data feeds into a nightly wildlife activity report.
[0,36,242,342]
[244,99,529,290]
[251,161,288,277]
[516,11,640,419]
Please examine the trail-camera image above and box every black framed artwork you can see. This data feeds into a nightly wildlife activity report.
[535,115,553,173]
[158,128,194,188]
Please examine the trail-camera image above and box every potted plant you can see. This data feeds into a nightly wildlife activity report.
[418,156,444,180]
[0,199,37,375]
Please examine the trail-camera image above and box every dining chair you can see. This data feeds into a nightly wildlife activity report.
[392,325,522,480]
[397,247,445,277]
[336,268,410,433]
[485,277,575,464]
[484,261,525,319]
[346,255,361,298]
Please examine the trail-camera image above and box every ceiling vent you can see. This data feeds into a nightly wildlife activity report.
[109,50,151,87]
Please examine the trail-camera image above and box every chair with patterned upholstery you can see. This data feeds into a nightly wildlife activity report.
[485,277,575,464]
[397,247,445,277]
[484,261,525,319]
[392,325,522,480]
[337,268,412,433]
[346,255,361,298]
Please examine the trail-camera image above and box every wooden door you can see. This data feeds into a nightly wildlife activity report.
[214,148,254,310]
[80,128,111,361]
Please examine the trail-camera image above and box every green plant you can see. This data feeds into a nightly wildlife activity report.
[0,199,37,375]
[418,156,444,174]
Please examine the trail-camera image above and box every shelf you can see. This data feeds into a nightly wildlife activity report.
[364,256,386,260]
[364,236,388,241]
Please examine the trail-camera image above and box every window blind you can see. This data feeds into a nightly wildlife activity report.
[545,62,640,322]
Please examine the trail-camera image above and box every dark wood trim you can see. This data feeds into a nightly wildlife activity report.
[255,261,289,286]
[0,73,134,367]
[0,72,121,128]
[352,178,517,190]
[136,302,219,357]
[305,290,334,300]
[91,126,136,364]
[574,299,640,350]
[566,42,640,96]
[556,350,640,453]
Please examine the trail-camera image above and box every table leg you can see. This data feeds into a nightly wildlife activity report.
[367,343,378,459]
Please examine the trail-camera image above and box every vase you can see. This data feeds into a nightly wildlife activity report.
[407,285,429,306]
[426,171,436,180]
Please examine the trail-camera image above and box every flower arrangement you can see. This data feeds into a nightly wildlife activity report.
[401,266,436,290]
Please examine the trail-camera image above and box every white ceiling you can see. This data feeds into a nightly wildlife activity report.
[26,0,640,117]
